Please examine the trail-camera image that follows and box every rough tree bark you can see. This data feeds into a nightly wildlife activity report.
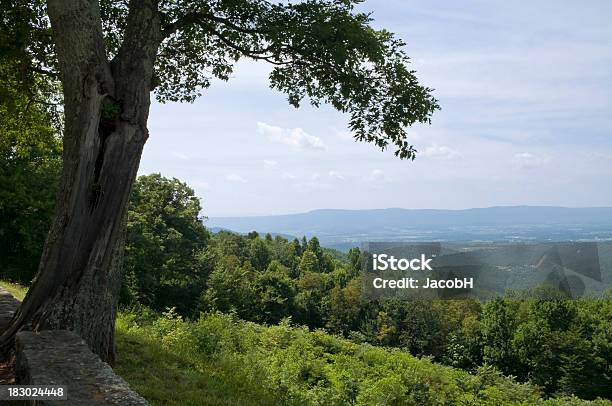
[0,0,161,363]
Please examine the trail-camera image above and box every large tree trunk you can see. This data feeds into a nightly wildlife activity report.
[0,0,161,363]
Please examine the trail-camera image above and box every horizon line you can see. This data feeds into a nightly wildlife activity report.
[205,205,612,219]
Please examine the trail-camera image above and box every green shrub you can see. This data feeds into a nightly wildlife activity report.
[115,308,612,406]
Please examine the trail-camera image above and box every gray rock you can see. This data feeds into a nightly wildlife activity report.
[15,330,149,405]
[0,288,20,332]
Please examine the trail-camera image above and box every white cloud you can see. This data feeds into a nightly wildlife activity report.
[328,170,345,180]
[257,122,327,151]
[513,152,551,169]
[589,152,612,161]
[365,168,392,183]
[263,159,278,168]
[282,172,296,180]
[420,144,462,160]
[226,174,247,183]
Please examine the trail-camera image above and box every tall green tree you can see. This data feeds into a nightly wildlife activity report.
[298,249,321,274]
[200,255,257,319]
[0,3,62,284]
[248,237,271,271]
[253,260,295,323]
[122,173,210,315]
[481,298,521,375]
[0,139,61,284]
[0,0,439,362]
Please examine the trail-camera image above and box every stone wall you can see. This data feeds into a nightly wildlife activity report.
[0,288,149,405]
[0,288,20,332]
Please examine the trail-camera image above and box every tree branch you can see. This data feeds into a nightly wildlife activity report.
[163,11,264,39]
[209,29,294,66]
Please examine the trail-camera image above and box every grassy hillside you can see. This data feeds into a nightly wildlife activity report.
[113,308,611,406]
[2,281,609,405]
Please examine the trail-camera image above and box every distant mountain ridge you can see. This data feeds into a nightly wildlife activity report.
[206,206,612,249]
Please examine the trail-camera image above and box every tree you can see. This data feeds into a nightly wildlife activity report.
[298,250,320,274]
[121,174,210,315]
[0,2,62,284]
[0,0,439,362]
[379,299,445,357]
[325,277,362,334]
[199,255,257,320]
[253,260,295,323]
[294,271,328,326]
[270,235,300,271]
[0,134,61,284]
[248,237,271,271]
[212,229,249,261]
[0,63,62,284]
[481,298,521,376]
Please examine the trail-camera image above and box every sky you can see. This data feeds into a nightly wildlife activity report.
[137,0,612,217]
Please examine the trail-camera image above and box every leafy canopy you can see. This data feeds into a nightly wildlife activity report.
[0,0,60,126]
[12,0,439,159]
[0,2,62,283]
[123,173,210,313]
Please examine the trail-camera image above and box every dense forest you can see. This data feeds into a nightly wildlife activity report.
[2,152,610,401]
